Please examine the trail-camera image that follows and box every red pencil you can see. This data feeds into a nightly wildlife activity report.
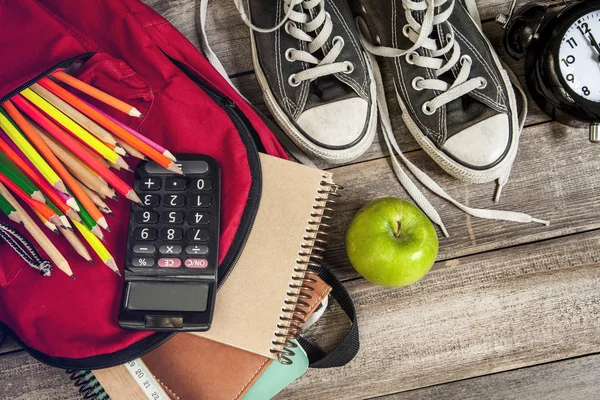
[0,170,62,228]
[12,95,141,203]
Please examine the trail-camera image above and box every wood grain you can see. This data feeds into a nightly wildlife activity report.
[0,336,21,355]
[278,230,600,399]
[0,351,80,400]
[382,353,600,400]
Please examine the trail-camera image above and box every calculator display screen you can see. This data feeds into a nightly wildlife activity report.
[125,281,209,312]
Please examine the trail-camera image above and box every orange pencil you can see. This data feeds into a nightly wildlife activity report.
[39,77,182,174]
[51,70,144,118]
[2,101,81,222]
[12,95,141,203]
[0,171,62,228]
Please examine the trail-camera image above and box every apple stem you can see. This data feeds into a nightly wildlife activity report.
[394,220,402,238]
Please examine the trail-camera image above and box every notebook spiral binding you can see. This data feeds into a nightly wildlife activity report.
[66,369,110,400]
[270,175,342,365]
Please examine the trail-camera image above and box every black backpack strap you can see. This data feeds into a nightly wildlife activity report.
[299,265,359,368]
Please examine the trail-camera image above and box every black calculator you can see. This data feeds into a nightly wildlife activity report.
[118,154,220,332]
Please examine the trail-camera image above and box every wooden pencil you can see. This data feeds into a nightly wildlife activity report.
[12,96,139,202]
[0,181,73,278]
[16,91,129,170]
[34,210,59,234]
[51,71,143,118]
[38,77,180,174]
[58,224,93,263]
[0,155,45,203]
[76,199,105,242]
[114,136,146,160]
[80,184,113,214]
[72,219,120,275]
[0,107,66,192]
[0,193,23,225]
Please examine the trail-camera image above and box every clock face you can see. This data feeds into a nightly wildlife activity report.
[558,9,600,103]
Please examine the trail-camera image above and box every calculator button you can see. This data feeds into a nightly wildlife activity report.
[165,178,187,191]
[145,160,209,175]
[162,211,184,224]
[161,228,183,241]
[186,228,209,242]
[141,194,160,207]
[132,257,155,267]
[192,178,212,191]
[188,212,210,225]
[189,195,212,208]
[140,177,161,191]
[135,211,159,224]
[165,194,185,208]
[158,258,181,268]
[185,245,209,255]
[185,259,208,269]
[135,228,157,241]
[133,245,156,255]
[159,245,182,255]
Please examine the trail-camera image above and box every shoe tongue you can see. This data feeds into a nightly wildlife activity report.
[305,76,357,110]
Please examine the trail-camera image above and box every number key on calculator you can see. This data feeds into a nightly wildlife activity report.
[119,154,221,332]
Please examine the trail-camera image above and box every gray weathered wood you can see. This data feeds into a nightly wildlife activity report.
[0,351,81,400]
[278,230,600,399]
[0,336,20,355]
[381,353,600,400]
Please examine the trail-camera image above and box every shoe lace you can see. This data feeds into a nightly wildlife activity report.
[234,0,352,85]
[356,0,548,236]
[359,0,485,113]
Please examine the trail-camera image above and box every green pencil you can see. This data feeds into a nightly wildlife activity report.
[43,195,72,231]
[0,154,45,203]
[76,198,105,242]
[0,193,23,225]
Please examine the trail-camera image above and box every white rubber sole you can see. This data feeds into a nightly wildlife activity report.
[249,29,378,164]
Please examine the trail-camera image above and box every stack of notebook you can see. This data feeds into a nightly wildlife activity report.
[90,154,339,399]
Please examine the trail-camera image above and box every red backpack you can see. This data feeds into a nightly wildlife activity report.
[0,0,289,369]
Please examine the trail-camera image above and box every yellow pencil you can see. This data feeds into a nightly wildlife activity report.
[0,181,73,278]
[72,219,120,276]
[0,109,66,193]
[20,88,129,170]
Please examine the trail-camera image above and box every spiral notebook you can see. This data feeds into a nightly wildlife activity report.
[191,153,338,362]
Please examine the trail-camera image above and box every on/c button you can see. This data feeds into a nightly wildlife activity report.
[158,258,181,268]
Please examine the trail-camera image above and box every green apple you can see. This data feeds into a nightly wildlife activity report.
[345,197,438,287]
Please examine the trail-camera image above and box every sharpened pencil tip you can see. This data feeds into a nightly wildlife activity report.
[70,274,76,280]
[115,269,122,277]
[19,222,24,226]
[89,260,94,264]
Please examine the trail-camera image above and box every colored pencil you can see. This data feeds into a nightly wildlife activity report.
[88,99,176,161]
[30,83,120,146]
[38,77,181,174]
[34,210,59,234]
[0,170,63,228]
[11,95,140,202]
[58,224,93,263]
[72,219,119,275]
[51,70,144,118]
[0,154,45,203]
[80,184,113,214]
[0,107,66,192]
[0,193,23,225]
[0,181,73,278]
[41,196,73,230]
[17,90,129,170]
[76,198,105,242]
[114,136,145,160]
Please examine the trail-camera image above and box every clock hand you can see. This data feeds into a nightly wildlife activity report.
[588,32,600,62]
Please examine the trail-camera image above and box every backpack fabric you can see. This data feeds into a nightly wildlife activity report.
[0,0,288,369]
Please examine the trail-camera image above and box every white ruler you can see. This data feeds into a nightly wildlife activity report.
[124,358,171,400]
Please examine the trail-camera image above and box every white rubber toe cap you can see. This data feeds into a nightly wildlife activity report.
[296,97,369,148]
[442,113,510,167]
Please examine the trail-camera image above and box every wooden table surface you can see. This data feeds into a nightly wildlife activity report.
[2,0,600,399]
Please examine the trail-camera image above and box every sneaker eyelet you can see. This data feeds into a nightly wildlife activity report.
[412,77,425,91]
[288,74,301,87]
[406,51,418,65]
[402,25,411,38]
[460,54,472,65]
[422,102,436,115]
[285,48,295,62]
[332,36,345,48]
[478,77,488,89]
[343,62,355,74]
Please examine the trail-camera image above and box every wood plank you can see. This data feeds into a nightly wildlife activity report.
[278,230,600,399]
[0,336,21,355]
[382,353,600,400]
[323,121,600,281]
[0,351,81,400]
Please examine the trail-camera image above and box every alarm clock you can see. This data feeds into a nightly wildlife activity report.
[497,0,600,143]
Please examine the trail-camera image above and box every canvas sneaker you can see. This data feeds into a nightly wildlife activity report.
[347,0,548,235]
[235,0,378,163]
